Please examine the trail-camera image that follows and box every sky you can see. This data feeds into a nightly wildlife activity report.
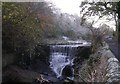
[46,0,116,31]
[47,0,82,15]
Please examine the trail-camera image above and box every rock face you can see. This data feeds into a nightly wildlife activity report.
[34,44,50,65]
[2,44,50,69]
[62,65,74,78]
[76,46,91,59]
[2,50,18,68]
[73,46,91,73]
[2,44,54,83]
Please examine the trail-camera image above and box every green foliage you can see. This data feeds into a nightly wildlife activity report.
[63,30,76,39]
[3,3,37,51]
[2,2,80,54]
[80,1,118,28]
[80,1,117,17]
[2,2,55,55]
[80,1,119,52]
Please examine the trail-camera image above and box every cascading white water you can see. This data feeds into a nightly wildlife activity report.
[49,44,81,78]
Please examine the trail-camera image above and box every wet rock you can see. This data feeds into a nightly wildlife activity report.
[63,78,75,84]
[34,44,50,65]
[33,75,51,84]
[62,65,74,78]
[2,65,58,83]
[76,46,91,59]
[30,60,56,76]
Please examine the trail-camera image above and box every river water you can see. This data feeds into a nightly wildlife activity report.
[49,40,91,79]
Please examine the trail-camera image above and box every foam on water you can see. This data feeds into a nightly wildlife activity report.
[49,40,90,78]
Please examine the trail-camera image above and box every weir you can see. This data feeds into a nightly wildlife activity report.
[49,43,89,79]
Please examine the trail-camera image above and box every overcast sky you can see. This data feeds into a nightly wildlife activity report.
[47,0,83,15]
[46,0,116,31]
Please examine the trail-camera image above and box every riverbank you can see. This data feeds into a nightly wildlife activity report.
[2,63,59,83]
[2,41,91,83]
[2,41,120,83]
[2,44,57,83]
[74,42,120,83]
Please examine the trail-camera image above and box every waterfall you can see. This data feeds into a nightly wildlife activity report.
[49,44,81,79]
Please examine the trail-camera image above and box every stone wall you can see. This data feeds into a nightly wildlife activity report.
[101,43,120,82]
[74,42,120,83]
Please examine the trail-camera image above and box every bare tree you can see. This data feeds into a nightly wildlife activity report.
[77,52,110,83]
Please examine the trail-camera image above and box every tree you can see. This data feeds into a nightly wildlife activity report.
[80,1,118,39]
[2,2,55,66]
